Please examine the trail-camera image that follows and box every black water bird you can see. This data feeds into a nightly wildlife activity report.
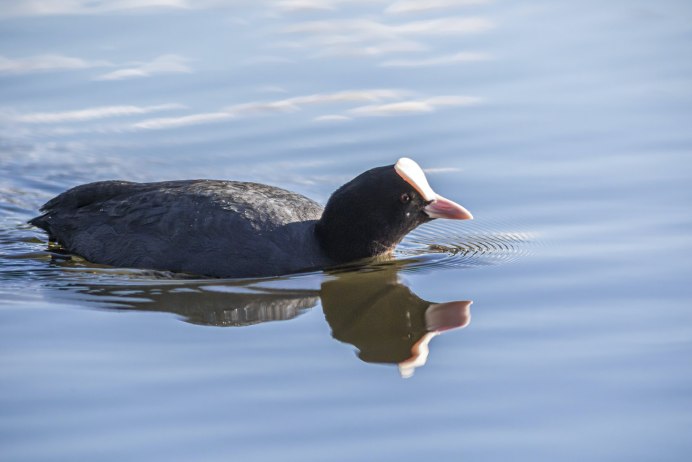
[29,158,472,278]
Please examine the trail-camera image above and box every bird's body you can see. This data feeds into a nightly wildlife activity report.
[30,158,472,278]
[31,179,331,278]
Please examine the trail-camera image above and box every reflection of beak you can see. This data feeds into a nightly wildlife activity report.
[398,300,473,378]
[425,300,472,331]
[424,195,473,220]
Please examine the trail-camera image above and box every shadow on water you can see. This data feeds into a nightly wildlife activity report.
[52,266,472,378]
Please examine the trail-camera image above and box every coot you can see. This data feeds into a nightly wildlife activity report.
[29,158,472,278]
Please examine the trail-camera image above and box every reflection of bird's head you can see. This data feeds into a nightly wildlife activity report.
[320,268,472,376]
[398,300,472,378]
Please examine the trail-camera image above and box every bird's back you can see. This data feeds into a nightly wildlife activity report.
[30,179,330,278]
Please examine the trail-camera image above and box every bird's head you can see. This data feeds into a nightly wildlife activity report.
[316,157,472,263]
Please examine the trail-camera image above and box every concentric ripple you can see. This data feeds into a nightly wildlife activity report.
[392,218,535,272]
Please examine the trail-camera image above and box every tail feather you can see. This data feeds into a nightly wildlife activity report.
[28,214,48,228]
[39,180,137,212]
[28,180,138,239]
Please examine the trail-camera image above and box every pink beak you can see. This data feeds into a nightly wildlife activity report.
[424,194,473,220]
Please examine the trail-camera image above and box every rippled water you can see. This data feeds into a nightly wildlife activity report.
[1,1,691,461]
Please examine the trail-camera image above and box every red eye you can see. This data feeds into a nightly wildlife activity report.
[400,193,411,204]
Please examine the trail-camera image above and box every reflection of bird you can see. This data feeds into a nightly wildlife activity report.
[320,269,471,378]
[78,284,319,326]
[29,158,471,278]
[70,266,470,377]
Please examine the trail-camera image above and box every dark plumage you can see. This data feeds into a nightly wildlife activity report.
[29,158,472,278]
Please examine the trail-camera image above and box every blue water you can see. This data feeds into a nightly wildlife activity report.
[1,1,691,461]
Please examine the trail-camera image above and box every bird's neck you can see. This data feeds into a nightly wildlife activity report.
[314,218,395,264]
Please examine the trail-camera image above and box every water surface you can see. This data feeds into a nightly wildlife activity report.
[1,1,691,461]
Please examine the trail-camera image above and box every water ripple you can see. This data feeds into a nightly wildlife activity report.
[393,219,535,272]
